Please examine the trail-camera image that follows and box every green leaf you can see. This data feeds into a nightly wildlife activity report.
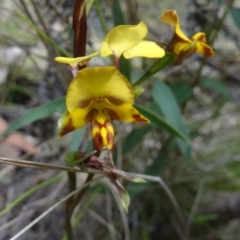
[193,214,218,223]
[201,78,232,99]
[3,97,65,136]
[133,85,145,98]
[65,150,88,166]
[151,80,191,160]
[131,178,146,183]
[120,58,131,80]
[65,152,78,166]
[170,82,193,104]
[68,127,85,152]
[119,187,130,213]
[206,181,240,191]
[112,0,125,25]
[214,0,224,5]
[135,105,189,143]
[94,0,108,34]
[230,8,240,29]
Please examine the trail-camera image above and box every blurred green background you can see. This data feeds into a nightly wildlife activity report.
[0,0,240,239]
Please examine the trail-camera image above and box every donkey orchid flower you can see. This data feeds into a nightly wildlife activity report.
[161,10,214,64]
[59,66,149,151]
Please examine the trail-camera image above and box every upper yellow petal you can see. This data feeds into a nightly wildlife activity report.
[66,66,134,112]
[161,10,190,43]
[123,41,165,59]
[55,51,99,67]
[100,22,148,58]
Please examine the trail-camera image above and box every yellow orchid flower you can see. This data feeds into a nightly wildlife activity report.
[59,66,149,151]
[161,10,214,63]
[100,22,165,60]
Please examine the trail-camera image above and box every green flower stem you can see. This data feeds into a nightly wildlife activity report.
[132,53,176,87]
[0,173,64,216]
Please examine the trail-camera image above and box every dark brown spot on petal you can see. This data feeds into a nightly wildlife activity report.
[92,118,114,152]
[197,34,205,42]
[93,132,103,152]
[60,118,75,137]
[79,99,92,108]
[133,114,148,122]
[85,109,97,123]
[202,46,214,57]
[107,96,126,105]
[106,108,120,120]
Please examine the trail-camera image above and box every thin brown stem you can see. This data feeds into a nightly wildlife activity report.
[19,0,50,53]
[0,156,100,173]
[31,0,50,36]
[69,173,94,214]
[65,172,77,240]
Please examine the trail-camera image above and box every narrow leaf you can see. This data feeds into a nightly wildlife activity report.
[151,81,191,160]
[68,127,85,152]
[112,0,125,25]
[135,105,189,143]
[230,8,240,29]
[170,82,193,104]
[3,97,65,136]
[131,178,146,183]
[201,77,231,99]
[119,187,130,213]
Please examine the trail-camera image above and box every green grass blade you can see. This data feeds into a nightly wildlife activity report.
[135,104,189,144]
[3,97,65,136]
[16,10,71,57]
[0,174,63,216]
[151,80,191,160]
